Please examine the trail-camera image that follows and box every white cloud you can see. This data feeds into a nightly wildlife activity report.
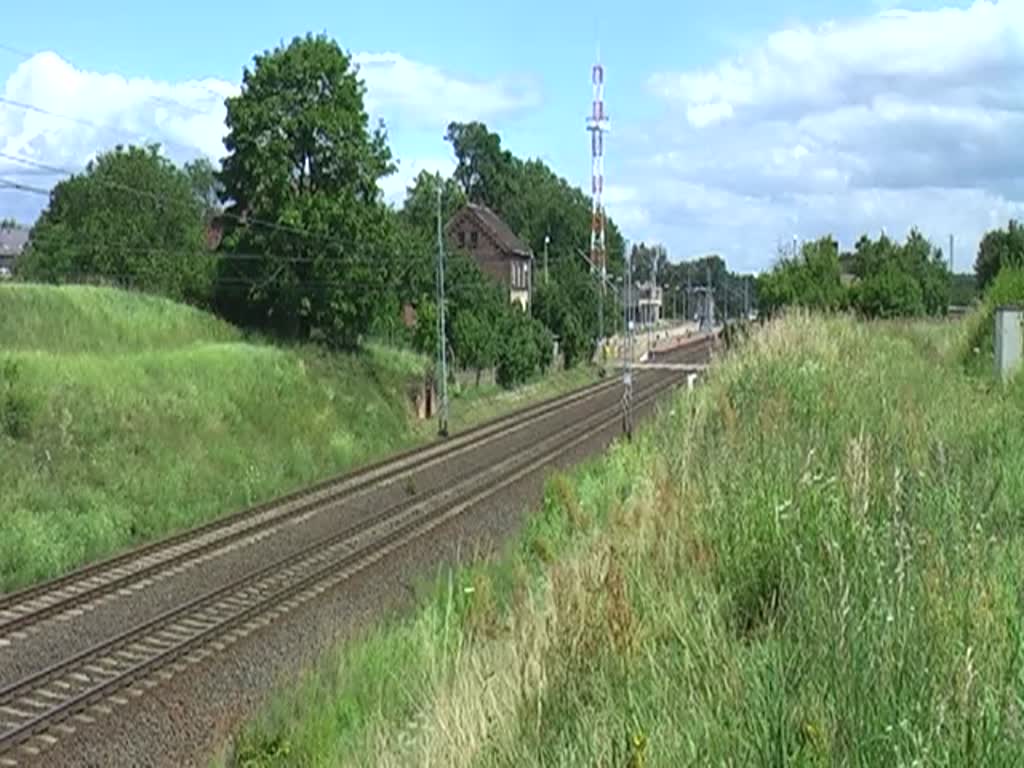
[632,0,1024,270]
[353,53,540,127]
[1,51,234,168]
[603,184,650,232]
[0,51,538,222]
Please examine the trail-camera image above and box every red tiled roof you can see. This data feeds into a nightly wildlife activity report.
[455,204,531,258]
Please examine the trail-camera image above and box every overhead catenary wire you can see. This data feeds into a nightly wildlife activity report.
[0,176,51,195]
[0,60,418,266]
[0,39,232,109]
[2,229,501,294]
[0,49,547,302]
[0,96,223,161]
[0,160,481,292]
[0,150,386,256]
[0,41,230,130]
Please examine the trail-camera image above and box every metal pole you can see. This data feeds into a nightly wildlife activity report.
[686,269,691,323]
[623,250,633,440]
[949,234,954,273]
[544,234,550,285]
[528,253,534,316]
[722,276,728,323]
[744,278,750,318]
[647,292,652,352]
[706,261,713,328]
[435,182,449,438]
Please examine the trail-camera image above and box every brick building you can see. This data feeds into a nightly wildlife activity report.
[445,203,532,310]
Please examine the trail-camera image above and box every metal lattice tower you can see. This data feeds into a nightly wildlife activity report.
[587,55,609,282]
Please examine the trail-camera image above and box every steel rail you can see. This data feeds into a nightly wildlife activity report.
[0,333,714,637]
[0,373,682,759]
[0,372,638,637]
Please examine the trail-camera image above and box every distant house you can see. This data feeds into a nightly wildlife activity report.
[445,203,532,310]
[0,224,28,278]
[627,281,663,327]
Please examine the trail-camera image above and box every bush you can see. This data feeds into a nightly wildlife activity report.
[0,358,36,440]
[497,310,542,388]
[962,267,1024,372]
[533,319,554,373]
[756,237,846,317]
[975,219,1024,290]
[19,145,214,304]
[852,264,925,318]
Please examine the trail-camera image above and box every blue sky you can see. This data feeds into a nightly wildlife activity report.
[2,0,1020,272]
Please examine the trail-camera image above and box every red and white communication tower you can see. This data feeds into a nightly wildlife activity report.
[587,55,610,283]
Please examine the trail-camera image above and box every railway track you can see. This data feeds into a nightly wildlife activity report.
[0,364,689,763]
[0,334,713,647]
[0,375,625,643]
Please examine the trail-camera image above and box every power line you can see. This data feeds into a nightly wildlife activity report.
[0,150,369,251]
[5,234,501,293]
[0,51,470,292]
[0,96,215,161]
[0,193,464,295]
[0,42,32,58]
[0,176,50,195]
[0,41,228,119]
[7,269,496,293]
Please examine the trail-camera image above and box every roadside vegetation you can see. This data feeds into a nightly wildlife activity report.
[0,284,599,593]
[228,307,1024,766]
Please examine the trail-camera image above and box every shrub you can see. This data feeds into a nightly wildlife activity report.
[0,358,36,440]
[852,263,925,318]
[497,309,542,388]
[962,267,1024,372]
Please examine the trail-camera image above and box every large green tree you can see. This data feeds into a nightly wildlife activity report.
[184,157,223,223]
[849,230,949,317]
[757,237,846,316]
[445,122,517,211]
[975,220,1024,291]
[395,172,466,309]
[400,171,466,243]
[443,123,625,281]
[629,242,669,284]
[532,258,603,368]
[216,33,396,347]
[18,144,213,302]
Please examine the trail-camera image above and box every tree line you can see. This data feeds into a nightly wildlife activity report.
[754,221,1024,319]
[13,34,640,388]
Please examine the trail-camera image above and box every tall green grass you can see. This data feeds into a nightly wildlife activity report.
[0,285,598,593]
[229,312,1024,767]
[0,283,239,353]
[0,285,431,591]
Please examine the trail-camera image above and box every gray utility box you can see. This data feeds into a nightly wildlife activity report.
[995,306,1024,382]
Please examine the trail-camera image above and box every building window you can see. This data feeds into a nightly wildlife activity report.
[470,231,478,248]
[458,231,465,247]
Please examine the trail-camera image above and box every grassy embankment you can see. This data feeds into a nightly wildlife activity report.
[0,284,596,592]
[229,311,1024,767]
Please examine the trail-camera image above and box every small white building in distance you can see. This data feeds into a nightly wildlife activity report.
[628,281,663,327]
